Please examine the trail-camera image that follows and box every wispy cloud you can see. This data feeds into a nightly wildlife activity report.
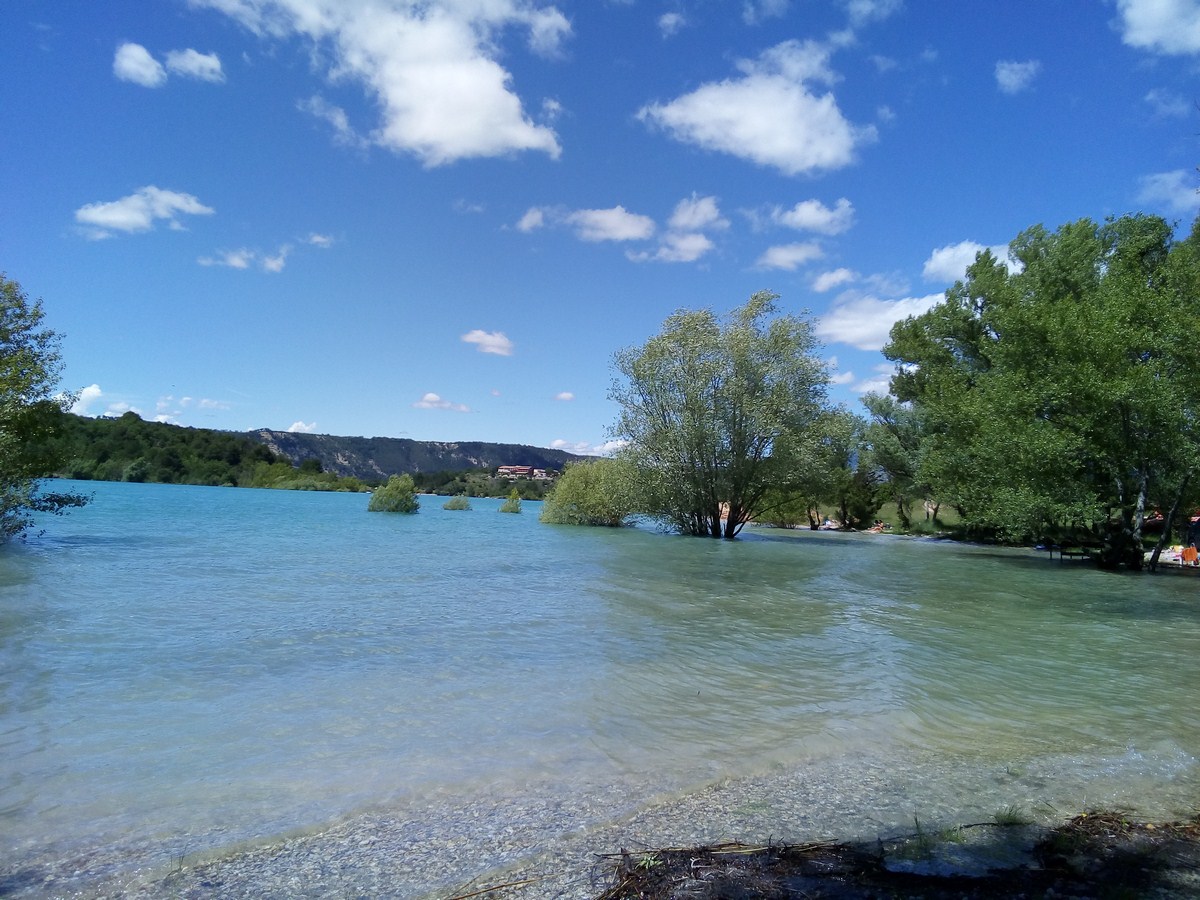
[74,186,214,239]
[769,197,855,234]
[1137,169,1200,214]
[554,391,574,401]
[755,241,824,271]
[995,59,1041,94]
[629,194,728,263]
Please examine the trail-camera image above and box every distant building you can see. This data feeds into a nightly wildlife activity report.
[496,465,556,480]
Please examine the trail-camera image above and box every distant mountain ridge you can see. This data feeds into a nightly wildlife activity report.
[245,429,583,480]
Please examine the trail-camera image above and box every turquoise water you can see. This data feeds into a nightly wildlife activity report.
[2,481,1199,887]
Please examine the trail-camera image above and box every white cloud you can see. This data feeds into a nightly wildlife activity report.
[566,206,656,241]
[70,383,104,416]
[262,245,291,272]
[853,367,894,395]
[114,43,225,86]
[114,42,166,86]
[195,0,567,166]
[461,329,514,355]
[771,197,855,234]
[551,437,627,456]
[1117,0,1200,55]
[516,207,546,232]
[658,12,685,36]
[842,0,902,26]
[165,48,225,82]
[1137,169,1200,214]
[554,391,574,401]
[631,194,727,263]
[413,391,470,412]
[755,241,824,270]
[816,291,945,350]
[922,240,1012,283]
[306,232,334,247]
[995,59,1041,94]
[638,39,876,176]
[812,267,857,292]
[669,194,729,233]
[74,186,214,238]
[288,420,318,433]
[199,248,256,270]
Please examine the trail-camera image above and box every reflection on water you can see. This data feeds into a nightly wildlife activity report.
[1,482,1198,884]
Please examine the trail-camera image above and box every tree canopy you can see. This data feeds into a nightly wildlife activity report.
[367,474,420,513]
[610,291,829,538]
[883,214,1200,567]
[539,457,637,527]
[0,274,87,540]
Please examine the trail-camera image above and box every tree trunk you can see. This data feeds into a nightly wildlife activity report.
[1149,473,1191,572]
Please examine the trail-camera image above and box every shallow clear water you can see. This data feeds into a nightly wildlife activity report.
[2,481,1199,885]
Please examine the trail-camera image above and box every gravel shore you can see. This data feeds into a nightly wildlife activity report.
[5,746,1196,899]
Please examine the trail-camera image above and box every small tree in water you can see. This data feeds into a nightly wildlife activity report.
[368,474,420,513]
[499,488,522,513]
[443,493,471,510]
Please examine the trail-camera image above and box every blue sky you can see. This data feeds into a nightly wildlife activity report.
[4,0,1200,453]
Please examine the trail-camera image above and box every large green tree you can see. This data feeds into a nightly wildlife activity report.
[610,291,829,538]
[0,274,87,540]
[884,214,1200,568]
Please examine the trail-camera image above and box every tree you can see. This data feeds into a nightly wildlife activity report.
[0,273,87,540]
[884,214,1200,568]
[539,457,638,526]
[862,393,927,529]
[610,291,829,538]
[499,488,522,513]
[442,493,471,510]
[367,474,420,513]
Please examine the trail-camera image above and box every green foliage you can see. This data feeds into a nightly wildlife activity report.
[0,273,88,539]
[499,488,522,513]
[611,291,829,538]
[884,214,1200,567]
[411,468,554,499]
[540,458,638,527]
[442,493,471,510]
[368,474,420,513]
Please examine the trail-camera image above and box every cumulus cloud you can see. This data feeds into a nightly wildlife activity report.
[165,48,225,82]
[812,267,858,292]
[70,383,104,416]
[114,43,224,86]
[995,59,1041,94]
[516,207,546,232]
[288,420,318,433]
[755,241,824,271]
[566,206,656,242]
[114,42,166,86]
[1137,169,1200,214]
[1117,0,1200,54]
[554,391,574,401]
[771,197,855,234]
[74,186,214,239]
[461,329,515,355]
[638,39,876,176]
[194,0,567,166]
[631,194,727,263]
[413,392,470,412]
[816,291,945,350]
[922,240,1012,283]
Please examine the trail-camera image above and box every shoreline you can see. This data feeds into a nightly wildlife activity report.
[5,744,1189,899]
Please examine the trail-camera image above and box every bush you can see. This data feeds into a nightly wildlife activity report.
[499,489,522,514]
[540,458,637,527]
[368,474,420,513]
[443,494,471,510]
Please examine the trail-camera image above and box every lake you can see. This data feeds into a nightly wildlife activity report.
[2,480,1199,894]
